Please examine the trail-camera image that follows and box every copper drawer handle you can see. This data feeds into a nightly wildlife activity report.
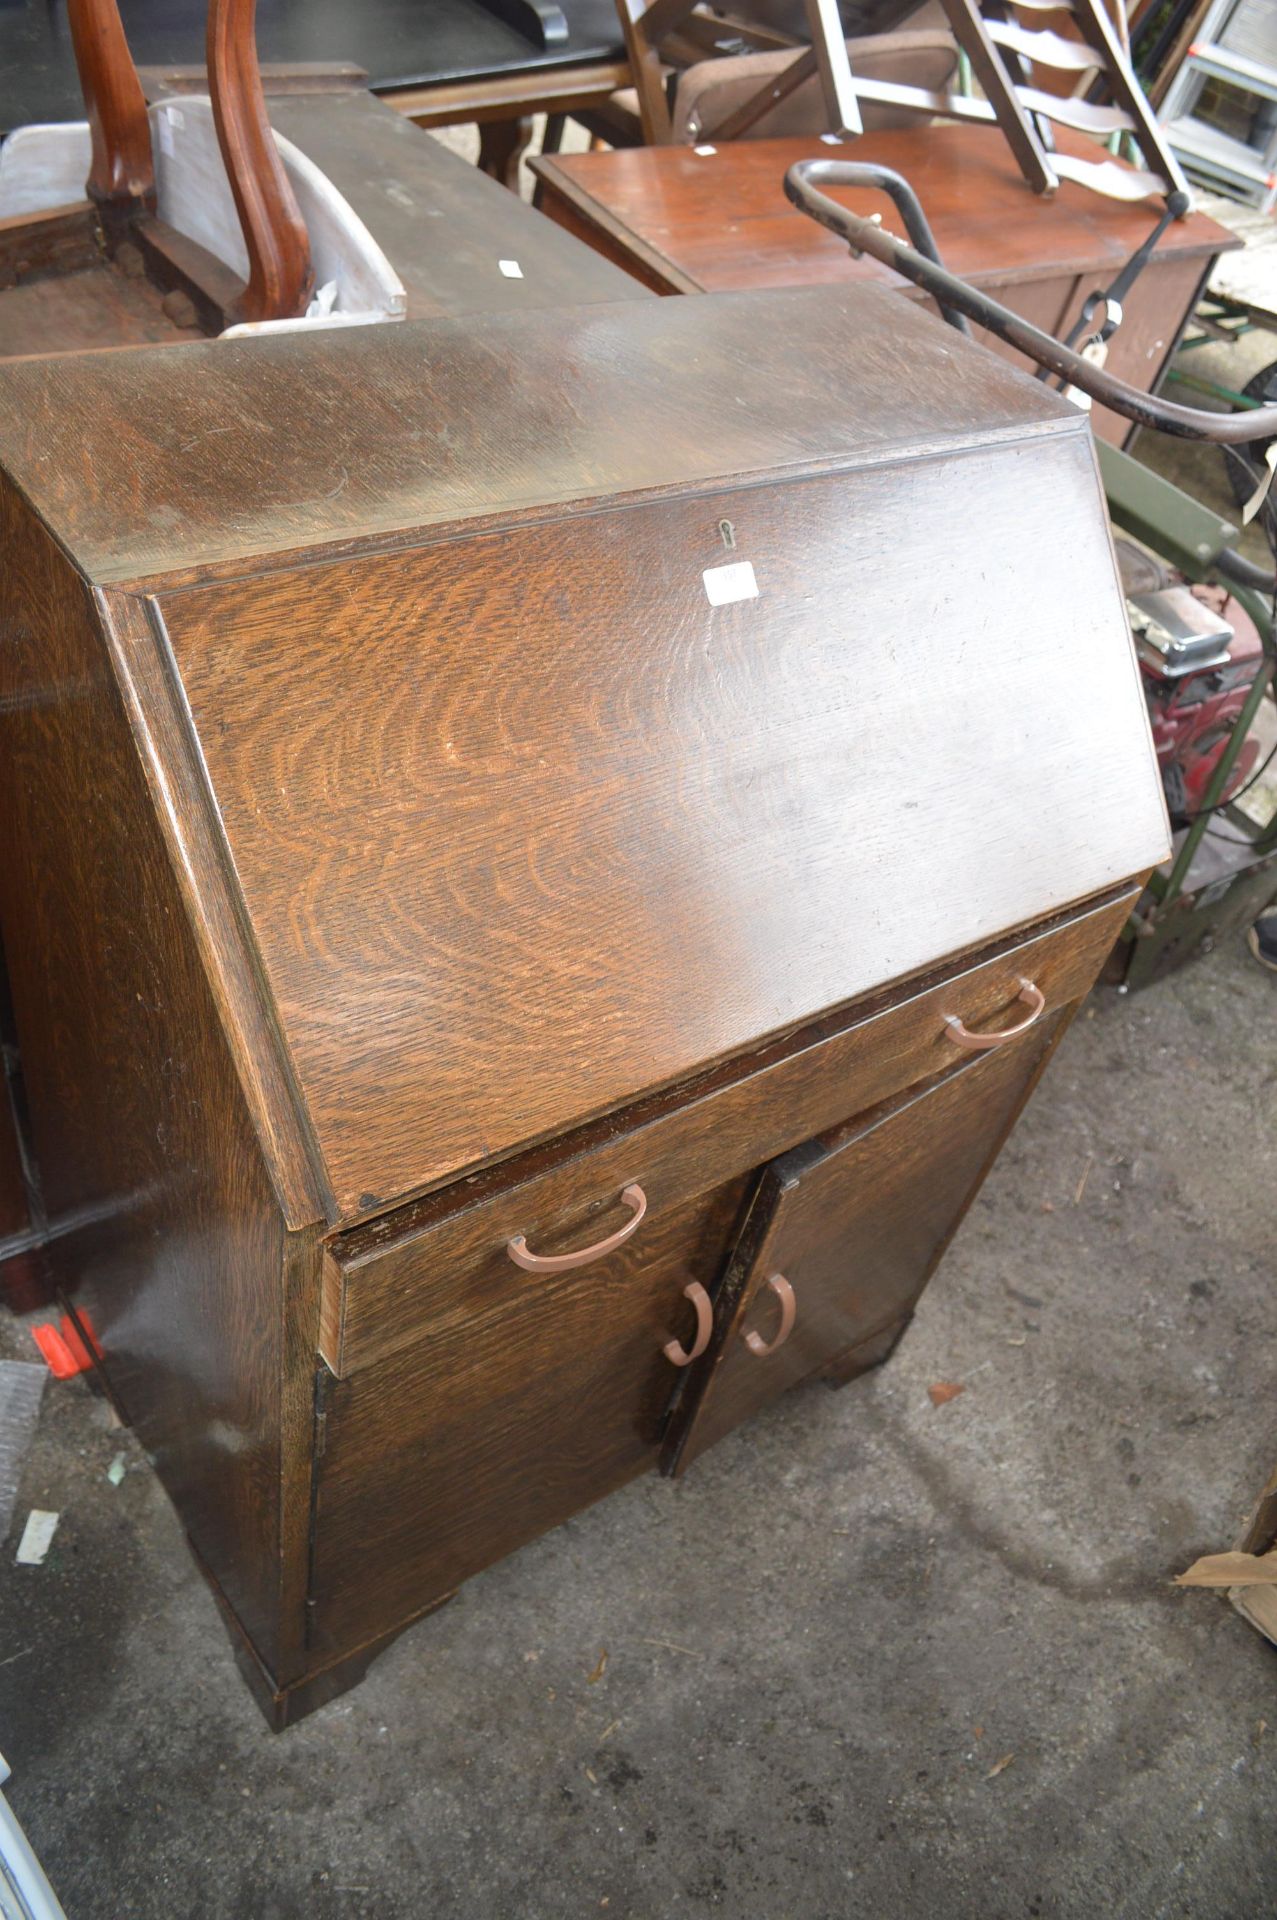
[943,977,1045,1051]
[743,1273,796,1357]
[664,1281,713,1367]
[507,1183,647,1273]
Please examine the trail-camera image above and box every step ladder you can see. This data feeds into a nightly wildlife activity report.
[1157,0,1277,210]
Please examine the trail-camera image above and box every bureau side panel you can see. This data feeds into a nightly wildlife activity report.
[0,478,304,1672]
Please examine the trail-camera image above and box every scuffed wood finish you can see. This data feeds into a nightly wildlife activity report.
[0,283,1094,587]
[157,430,1164,1218]
[666,1010,1068,1472]
[531,125,1238,444]
[0,476,320,1678]
[67,0,155,213]
[309,1175,753,1650]
[206,0,313,322]
[0,283,1169,1722]
[262,88,644,322]
[0,205,102,291]
[321,888,1137,1374]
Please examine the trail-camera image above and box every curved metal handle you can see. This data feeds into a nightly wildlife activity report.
[943,977,1045,1052]
[663,1281,713,1368]
[743,1273,796,1357]
[781,161,1277,447]
[507,1183,647,1273]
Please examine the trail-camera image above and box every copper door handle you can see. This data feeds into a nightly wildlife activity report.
[942,977,1045,1051]
[663,1281,713,1367]
[507,1183,647,1273]
[743,1273,797,1357]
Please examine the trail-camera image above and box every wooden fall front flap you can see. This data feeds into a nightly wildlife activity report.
[0,287,1169,1222]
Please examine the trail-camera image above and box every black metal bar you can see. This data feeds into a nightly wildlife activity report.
[784,159,1277,445]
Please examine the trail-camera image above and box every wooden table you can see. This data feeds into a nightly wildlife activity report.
[533,124,1242,444]
[0,0,629,186]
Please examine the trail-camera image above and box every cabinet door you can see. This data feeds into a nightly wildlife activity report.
[663,1011,1065,1474]
[307,1174,752,1652]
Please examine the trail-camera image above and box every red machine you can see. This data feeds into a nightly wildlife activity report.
[1125,570,1265,824]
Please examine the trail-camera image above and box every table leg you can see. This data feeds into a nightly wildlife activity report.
[478,115,535,190]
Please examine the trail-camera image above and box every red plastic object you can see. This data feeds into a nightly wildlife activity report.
[1141,591,1266,818]
[31,1313,98,1379]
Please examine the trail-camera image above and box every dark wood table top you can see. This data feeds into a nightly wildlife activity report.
[0,0,625,133]
[532,124,1240,297]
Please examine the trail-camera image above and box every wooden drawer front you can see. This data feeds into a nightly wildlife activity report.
[308,1176,751,1651]
[321,887,1135,1376]
[664,1010,1067,1475]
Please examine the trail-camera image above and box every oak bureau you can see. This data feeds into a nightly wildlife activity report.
[0,283,1169,1724]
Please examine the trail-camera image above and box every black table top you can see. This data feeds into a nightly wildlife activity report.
[0,0,626,132]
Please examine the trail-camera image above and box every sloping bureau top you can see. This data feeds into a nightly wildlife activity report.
[0,288,1169,1220]
[1,284,1089,586]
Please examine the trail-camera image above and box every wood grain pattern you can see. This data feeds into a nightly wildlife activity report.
[104,590,329,1229]
[666,1009,1066,1470]
[0,263,193,361]
[67,0,155,212]
[321,887,1138,1374]
[0,476,314,1676]
[0,205,102,291]
[309,1175,752,1650]
[157,434,1166,1217]
[0,283,1093,589]
[531,125,1237,444]
[0,265,1169,1721]
[206,0,313,323]
[264,88,644,322]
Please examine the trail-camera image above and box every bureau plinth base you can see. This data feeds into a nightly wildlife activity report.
[819,1316,914,1390]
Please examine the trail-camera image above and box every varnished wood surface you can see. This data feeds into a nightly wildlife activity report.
[532,125,1234,294]
[262,88,643,321]
[0,476,318,1676]
[667,1011,1065,1471]
[321,888,1138,1374]
[157,428,1165,1218]
[206,0,313,323]
[532,125,1239,443]
[0,283,1085,587]
[309,1175,752,1649]
[0,262,195,360]
[0,260,1171,1720]
[67,0,155,211]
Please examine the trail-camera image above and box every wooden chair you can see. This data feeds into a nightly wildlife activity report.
[607,0,870,142]
[0,0,314,357]
[590,0,1191,208]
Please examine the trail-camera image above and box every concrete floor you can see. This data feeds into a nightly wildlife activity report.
[0,926,1275,1920]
